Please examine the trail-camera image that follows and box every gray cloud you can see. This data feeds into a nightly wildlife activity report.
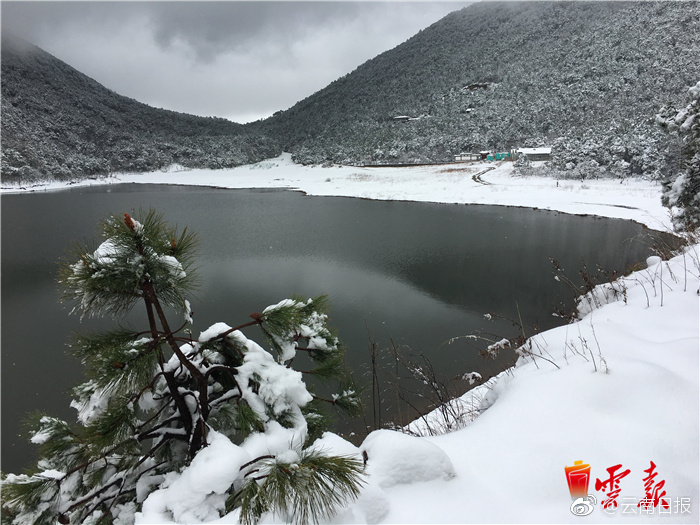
[2,2,471,123]
[148,2,370,62]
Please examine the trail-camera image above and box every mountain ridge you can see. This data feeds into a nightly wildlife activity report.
[252,1,700,177]
[1,33,281,183]
[2,2,700,184]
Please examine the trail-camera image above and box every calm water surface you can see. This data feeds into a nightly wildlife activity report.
[1,184,662,473]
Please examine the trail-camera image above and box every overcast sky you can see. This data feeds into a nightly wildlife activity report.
[2,1,472,123]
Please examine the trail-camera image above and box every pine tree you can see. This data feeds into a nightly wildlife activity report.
[658,81,700,231]
[1,210,364,525]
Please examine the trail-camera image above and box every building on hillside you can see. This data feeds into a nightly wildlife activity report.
[477,151,513,161]
[486,152,512,161]
[454,152,482,162]
[514,147,552,162]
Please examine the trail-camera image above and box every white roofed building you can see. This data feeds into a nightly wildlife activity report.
[515,147,552,161]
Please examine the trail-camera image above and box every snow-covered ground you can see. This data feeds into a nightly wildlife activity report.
[3,155,697,523]
[137,245,699,525]
[342,246,699,524]
[2,152,672,231]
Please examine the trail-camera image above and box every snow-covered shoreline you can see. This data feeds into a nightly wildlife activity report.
[3,155,697,523]
[1,153,673,232]
[135,236,699,525]
[333,244,699,524]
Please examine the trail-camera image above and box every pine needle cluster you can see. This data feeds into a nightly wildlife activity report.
[232,450,364,525]
[1,209,364,525]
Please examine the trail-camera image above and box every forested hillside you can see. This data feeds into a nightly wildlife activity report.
[2,2,699,184]
[1,35,281,184]
[254,1,700,179]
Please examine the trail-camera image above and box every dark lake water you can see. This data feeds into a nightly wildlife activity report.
[1,184,664,473]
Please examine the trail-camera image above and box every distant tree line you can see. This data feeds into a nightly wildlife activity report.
[2,2,700,186]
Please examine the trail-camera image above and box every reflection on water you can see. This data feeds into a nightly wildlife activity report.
[1,184,662,473]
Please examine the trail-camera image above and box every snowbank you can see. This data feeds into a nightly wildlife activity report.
[350,243,698,524]
[135,242,698,524]
[359,429,455,489]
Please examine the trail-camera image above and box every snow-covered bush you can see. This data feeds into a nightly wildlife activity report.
[1,210,364,525]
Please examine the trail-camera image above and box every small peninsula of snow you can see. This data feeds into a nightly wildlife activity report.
[2,153,672,231]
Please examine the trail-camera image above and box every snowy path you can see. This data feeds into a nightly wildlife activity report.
[470,165,495,185]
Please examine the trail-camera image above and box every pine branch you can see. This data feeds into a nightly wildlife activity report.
[298,350,347,382]
[137,415,186,442]
[7,210,364,525]
[142,292,195,447]
[235,450,365,525]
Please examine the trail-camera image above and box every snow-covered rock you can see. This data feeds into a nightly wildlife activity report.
[360,429,456,488]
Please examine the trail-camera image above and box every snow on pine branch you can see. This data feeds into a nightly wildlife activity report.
[6,211,363,525]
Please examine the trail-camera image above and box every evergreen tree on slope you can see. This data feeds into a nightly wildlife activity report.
[659,81,700,231]
[1,210,363,525]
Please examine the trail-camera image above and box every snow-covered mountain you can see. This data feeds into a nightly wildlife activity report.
[2,1,699,184]
[0,34,281,183]
[254,1,700,176]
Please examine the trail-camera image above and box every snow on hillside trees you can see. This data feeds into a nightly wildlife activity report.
[0,210,364,525]
[658,81,700,231]
[259,2,700,172]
